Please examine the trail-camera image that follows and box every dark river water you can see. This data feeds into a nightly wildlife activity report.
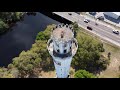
[0,12,60,66]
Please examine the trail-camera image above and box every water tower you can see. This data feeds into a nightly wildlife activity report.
[47,24,78,78]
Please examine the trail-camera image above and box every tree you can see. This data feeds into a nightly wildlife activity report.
[12,50,41,78]
[72,22,79,37]
[72,22,78,31]
[0,67,15,78]
[0,12,24,34]
[31,40,54,71]
[10,27,55,78]
[74,70,96,78]
[36,24,55,41]
[72,28,109,73]
[0,19,9,33]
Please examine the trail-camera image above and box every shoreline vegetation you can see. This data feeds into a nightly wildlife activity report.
[0,12,25,35]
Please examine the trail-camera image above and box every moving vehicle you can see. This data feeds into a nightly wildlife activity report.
[87,26,92,30]
[97,16,104,20]
[84,19,90,23]
[113,30,119,35]
[89,12,96,15]
[68,13,72,15]
[95,23,98,26]
[26,12,36,16]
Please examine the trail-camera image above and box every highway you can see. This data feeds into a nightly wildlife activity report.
[53,12,120,47]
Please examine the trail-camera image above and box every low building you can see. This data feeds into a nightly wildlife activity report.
[103,12,120,19]
[89,12,96,15]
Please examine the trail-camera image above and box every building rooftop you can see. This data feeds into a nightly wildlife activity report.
[104,12,120,19]
[112,12,120,16]
[52,27,74,42]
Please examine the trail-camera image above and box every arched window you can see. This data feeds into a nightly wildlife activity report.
[64,49,67,53]
[57,49,60,53]
[64,43,67,47]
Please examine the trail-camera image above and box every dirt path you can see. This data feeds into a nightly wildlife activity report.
[39,71,56,78]
[39,68,75,78]
[99,58,120,78]
[98,43,120,78]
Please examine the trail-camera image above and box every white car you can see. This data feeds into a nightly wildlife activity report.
[113,30,119,35]
[84,19,90,23]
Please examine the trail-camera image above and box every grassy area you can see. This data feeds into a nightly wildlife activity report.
[98,42,120,78]
[39,68,75,78]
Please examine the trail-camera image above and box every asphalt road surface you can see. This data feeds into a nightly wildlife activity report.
[53,12,120,47]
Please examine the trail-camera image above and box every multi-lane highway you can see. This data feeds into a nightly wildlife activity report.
[53,12,120,47]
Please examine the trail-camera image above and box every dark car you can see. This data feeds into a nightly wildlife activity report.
[113,30,119,35]
[75,12,80,14]
[26,12,36,16]
[68,13,72,15]
[89,12,96,15]
[87,26,92,30]
[97,16,104,20]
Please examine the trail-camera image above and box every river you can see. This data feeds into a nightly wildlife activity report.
[0,12,61,66]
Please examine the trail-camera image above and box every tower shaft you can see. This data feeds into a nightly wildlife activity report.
[47,24,78,78]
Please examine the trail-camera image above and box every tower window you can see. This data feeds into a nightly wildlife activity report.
[64,43,67,47]
[55,42,59,47]
[57,44,59,47]
[70,46,71,50]
[64,49,67,53]
[57,49,60,53]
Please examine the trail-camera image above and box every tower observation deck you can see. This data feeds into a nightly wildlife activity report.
[47,24,78,78]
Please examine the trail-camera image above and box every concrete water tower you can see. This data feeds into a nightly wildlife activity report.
[47,24,78,78]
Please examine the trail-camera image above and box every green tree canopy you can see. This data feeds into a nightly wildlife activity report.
[0,12,24,34]
[72,24,109,73]
[74,70,96,78]
[36,24,56,41]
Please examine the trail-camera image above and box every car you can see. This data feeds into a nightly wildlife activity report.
[75,12,80,14]
[95,23,98,26]
[113,30,119,35]
[89,12,96,15]
[84,19,90,23]
[87,26,92,30]
[97,16,104,20]
[26,12,36,16]
[68,13,72,15]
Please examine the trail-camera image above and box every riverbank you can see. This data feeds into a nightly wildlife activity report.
[0,12,60,67]
[0,12,25,35]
